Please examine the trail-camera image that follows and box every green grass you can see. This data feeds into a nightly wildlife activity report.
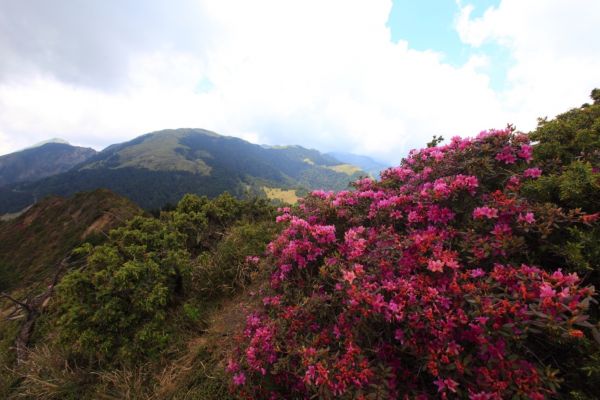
[116,133,212,175]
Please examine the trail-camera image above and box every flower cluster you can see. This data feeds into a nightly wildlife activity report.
[229,129,597,399]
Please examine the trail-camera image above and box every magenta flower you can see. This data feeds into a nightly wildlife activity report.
[229,127,594,399]
[523,167,542,178]
[342,270,356,284]
[518,212,535,224]
[473,206,499,219]
[233,372,246,386]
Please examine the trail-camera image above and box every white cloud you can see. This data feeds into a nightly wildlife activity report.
[0,0,598,165]
[456,0,600,124]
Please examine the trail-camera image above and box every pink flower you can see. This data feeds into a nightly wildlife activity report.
[342,270,356,284]
[495,147,517,164]
[523,167,542,178]
[226,359,240,373]
[353,263,365,276]
[434,377,459,393]
[470,268,485,278]
[311,190,333,199]
[231,126,595,399]
[539,283,556,299]
[518,212,535,224]
[394,328,405,342]
[469,391,495,400]
[517,145,533,162]
[233,372,246,386]
[506,176,521,189]
[245,256,260,264]
[427,259,444,272]
[304,365,317,384]
[473,206,499,219]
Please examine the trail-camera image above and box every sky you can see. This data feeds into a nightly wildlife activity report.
[0,0,598,165]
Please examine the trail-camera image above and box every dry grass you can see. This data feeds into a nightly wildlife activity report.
[326,163,362,175]
[263,186,299,204]
[11,345,91,399]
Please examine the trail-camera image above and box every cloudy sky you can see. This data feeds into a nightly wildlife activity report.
[0,0,598,164]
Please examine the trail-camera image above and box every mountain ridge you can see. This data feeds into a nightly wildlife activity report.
[0,128,367,213]
[326,151,389,177]
[0,142,97,187]
[0,189,141,292]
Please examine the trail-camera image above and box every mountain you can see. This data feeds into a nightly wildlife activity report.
[24,138,70,149]
[0,129,367,213]
[327,151,389,178]
[0,189,141,292]
[0,142,97,187]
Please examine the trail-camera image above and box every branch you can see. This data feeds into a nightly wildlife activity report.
[0,292,31,312]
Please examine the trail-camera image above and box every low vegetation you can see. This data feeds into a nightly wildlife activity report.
[1,193,277,398]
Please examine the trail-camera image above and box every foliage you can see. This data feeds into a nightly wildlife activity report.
[229,128,600,399]
[56,216,191,365]
[520,89,600,397]
[54,193,276,368]
[427,135,445,148]
[524,90,600,213]
[521,91,600,276]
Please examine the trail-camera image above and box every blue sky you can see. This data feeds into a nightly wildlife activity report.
[387,0,508,90]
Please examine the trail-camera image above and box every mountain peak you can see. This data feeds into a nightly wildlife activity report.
[25,138,70,150]
[0,141,97,187]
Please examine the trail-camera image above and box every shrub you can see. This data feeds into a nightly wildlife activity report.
[54,193,276,368]
[56,216,191,365]
[230,128,599,399]
[521,90,600,280]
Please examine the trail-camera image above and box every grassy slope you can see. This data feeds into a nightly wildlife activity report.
[0,189,141,292]
[0,189,142,397]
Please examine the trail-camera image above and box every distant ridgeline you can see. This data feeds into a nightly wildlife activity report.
[326,151,389,177]
[0,141,97,187]
[0,129,368,213]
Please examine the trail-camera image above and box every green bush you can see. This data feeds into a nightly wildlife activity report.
[56,216,191,365]
[514,89,600,397]
[54,193,276,368]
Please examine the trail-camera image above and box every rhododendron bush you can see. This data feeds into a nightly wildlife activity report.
[229,129,599,399]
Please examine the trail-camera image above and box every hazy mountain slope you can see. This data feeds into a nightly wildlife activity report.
[25,138,70,149]
[0,142,97,187]
[0,129,366,213]
[0,189,141,292]
[327,151,389,178]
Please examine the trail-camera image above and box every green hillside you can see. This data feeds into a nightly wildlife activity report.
[0,189,141,292]
[0,129,367,213]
